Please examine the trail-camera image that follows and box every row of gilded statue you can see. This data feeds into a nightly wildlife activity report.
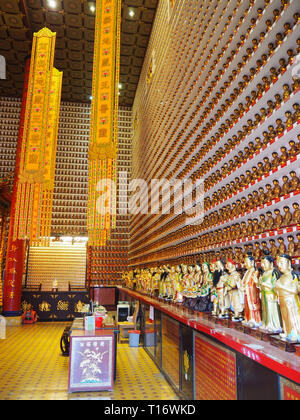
[178,30,300,179]
[153,205,300,257]
[205,170,300,212]
[123,252,300,343]
[199,205,300,251]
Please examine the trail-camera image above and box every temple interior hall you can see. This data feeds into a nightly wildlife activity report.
[0,0,300,402]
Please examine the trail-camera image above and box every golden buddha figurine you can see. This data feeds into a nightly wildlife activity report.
[292,203,300,225]
[255,136,262,151]
[241,254,262,328]
[273,8,281,22]
[293,103,300,122]
[265,19,272,31]
[289,140,298,159]
[274,209,283,229]
[278,237,287,255]
[252,166,259,181]
[257,252,282,333]
[272,179,282,199]
[261,241,270,256]
[292,76,300,92]
[275,93,283,108]
[269,239,279,259]
[257,162,264,177]
[279,58,287,73]
[258,187,266,205]
[260,107,268,121]
[276,255,300,342]
[263,157,271,173]
[287,49,295,65]
[285,111,294,130]
[267,42,275,56]
[294,12,300,23]
[289,171,300,192]
[280,146,289,164]
[276,119,285,136]
[282,175,291,196]
[283,206,292,227]
[268,125,276,141]
[173,265,184,303]
[254,242,262,261]
[259,214,267,233]
[275,32,284,47]
[270,67,278,83]
[253,190,260,208]
[266,211,275,230]
[287,236,296,258]
[296,233,300,256]
[224,260,244,322]
[241,222,248,238]
[283,84,291,100]
[283,22,292,37]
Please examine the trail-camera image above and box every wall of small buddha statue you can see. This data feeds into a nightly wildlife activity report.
[129,0,300,273]
[0,97,132,288]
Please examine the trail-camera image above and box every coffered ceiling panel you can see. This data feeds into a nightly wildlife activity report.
[0,0,158,105]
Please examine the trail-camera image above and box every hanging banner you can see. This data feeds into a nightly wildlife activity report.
[13,28,62,246]
[88,0,121,247]
[39,67,63,246]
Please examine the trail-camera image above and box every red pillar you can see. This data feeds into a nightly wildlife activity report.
[2,60,30,317]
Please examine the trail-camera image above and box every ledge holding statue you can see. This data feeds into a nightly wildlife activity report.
[122,251,300,353]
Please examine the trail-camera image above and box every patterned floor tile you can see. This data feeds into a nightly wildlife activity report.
[0,323,179,400]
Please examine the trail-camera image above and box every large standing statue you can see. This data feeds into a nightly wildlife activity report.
[225,260,244,322]
[182,265,196,308]
[257,253,282,333]
[194,264,203,291]
[151,267,161,296]
[159,266,169,298]
[241,254,262,328]
[195,263,213,312]
[183,265,195,292]
[275,254,300,343]
[210,261,218,315]
[164,266,173,299]
[173,265,184,303]
[214,260,230,318]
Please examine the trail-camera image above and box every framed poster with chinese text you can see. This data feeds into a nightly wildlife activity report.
[68,334,114,393]
[194,332,237,400]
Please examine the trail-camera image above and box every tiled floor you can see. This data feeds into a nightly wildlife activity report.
[0,322,179,400]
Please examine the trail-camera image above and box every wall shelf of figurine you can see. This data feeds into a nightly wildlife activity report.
[0,98,20,190]
[86,109,132,288]
[129,0,300,270]
[0,97,132,288]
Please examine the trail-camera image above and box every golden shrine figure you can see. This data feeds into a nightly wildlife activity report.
[257,253,282,334]
[241,254,262,328]
[276,255,300,343]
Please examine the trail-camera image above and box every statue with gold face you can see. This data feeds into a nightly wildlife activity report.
[275,254,300,343]
[172,265,184,303]
[164,265,174,299]
[152,267,162,296]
